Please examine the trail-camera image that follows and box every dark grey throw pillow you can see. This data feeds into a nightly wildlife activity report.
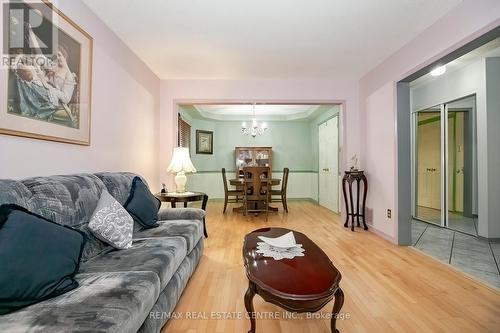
[124,177,161,229]
[0,204,86,315]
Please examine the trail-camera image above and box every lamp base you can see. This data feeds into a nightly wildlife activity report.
[174,171,187,193]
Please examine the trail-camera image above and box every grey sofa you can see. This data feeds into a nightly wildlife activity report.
[0,172,204,333]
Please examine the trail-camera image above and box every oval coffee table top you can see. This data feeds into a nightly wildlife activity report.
[243,227,341,301]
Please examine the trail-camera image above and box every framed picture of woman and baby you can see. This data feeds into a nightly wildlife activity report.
[0,0,92,145]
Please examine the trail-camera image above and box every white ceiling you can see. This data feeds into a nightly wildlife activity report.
[83,0,461,80]
[196,104,317,116]
[410,37,500,88]
[180,104,338,121]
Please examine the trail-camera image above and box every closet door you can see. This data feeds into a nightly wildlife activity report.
[413,95,477,235]
[319,117,339,213]
[415,108,443,226]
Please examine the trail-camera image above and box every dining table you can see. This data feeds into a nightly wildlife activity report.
[229,178,281,212]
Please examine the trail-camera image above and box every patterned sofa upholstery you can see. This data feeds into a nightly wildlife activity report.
[0,172,205,333]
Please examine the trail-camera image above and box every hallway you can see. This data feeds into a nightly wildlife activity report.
[416,206,477,235]
[412,220,500,288]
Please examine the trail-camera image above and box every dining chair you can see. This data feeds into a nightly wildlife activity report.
[242,166,271,220]
[271,167,289,212]
[222,168,244,213]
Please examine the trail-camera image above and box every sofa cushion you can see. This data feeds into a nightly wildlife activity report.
[157,207,206,222]
[20,174,104,227]
[19,174,110,261]
[94,172,140,206]
[89,190,134,249]
[138,238,204,333]
[0,271,160,333]
[135,219,203,253]
[124,177,161,229]
[80,237,187,290]
[0,204,85,314]
[0,179,32,207]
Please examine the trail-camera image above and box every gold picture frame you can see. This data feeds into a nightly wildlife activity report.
[0,0,93,145]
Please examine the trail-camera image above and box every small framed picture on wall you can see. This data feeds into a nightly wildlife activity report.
[196,130,213,154]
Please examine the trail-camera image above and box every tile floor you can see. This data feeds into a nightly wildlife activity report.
[416,206,477,235]
[412,219,500,288]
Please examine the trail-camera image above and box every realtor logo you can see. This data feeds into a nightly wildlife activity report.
[2,0,55,56]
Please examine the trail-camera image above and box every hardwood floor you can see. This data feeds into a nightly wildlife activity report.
[162,201,500,333]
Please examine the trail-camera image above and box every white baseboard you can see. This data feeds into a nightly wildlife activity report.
[366,223,396,244]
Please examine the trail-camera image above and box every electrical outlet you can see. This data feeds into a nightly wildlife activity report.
[387,209,392,219]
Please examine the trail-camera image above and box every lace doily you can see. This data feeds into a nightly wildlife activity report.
[256,242,305,260]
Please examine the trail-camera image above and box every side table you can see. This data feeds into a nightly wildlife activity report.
[155,191,209,238]
[342,170,368,231]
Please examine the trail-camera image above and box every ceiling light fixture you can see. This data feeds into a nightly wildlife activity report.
[430,65,446,76]
[241,103,267,137]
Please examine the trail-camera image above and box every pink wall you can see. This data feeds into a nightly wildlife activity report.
[359,0,500,242]
[0,0,161,188]
[361,82,397,239]
[2,0,498,244]
[159,79,360,197]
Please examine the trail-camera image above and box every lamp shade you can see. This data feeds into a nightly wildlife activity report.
[167,147,197,174]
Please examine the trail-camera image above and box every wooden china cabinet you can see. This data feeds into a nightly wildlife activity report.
[235,147,273,178]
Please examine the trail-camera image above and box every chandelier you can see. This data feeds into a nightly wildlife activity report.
[241,103,267,137]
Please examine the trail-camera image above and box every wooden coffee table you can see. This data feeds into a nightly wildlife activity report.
[242,227,344,333]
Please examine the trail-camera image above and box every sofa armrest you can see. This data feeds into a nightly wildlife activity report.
[158,208,205,222]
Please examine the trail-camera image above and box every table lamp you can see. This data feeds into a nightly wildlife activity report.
[166,147,197,193]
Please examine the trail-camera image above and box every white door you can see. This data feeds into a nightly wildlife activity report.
[416,112,441,210]
[319,117,340,212]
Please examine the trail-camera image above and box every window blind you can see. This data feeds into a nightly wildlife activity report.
[178,114,191,148]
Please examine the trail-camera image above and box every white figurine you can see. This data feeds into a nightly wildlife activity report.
[350,154,358,171]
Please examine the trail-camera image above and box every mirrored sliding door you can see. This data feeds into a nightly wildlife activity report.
[446,96,477,235]
[412,95,477,235]
[414,107,443,226]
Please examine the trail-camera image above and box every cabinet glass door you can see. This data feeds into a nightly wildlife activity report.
[236,149,253,177]
[255,149,270,167]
